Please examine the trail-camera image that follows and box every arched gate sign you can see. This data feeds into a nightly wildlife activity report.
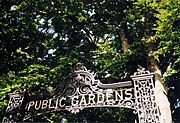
[2,64,160,123]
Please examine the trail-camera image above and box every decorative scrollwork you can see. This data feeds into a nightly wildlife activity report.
[133,67,150,76]
[79,85,91,94]
[66,104,87,114]
[122,100,134,108]
[2,64,161,123]
[63,86,76,96]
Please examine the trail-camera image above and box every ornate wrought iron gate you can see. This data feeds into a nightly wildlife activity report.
[2,64,160,123]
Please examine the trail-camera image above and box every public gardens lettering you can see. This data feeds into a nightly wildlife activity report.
[27,88,133,111]
[2,66,161,123]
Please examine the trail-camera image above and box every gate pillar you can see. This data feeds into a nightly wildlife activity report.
[2,93,25,122]
[131,68,160,123]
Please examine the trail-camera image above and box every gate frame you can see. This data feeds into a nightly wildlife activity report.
[2,65,160,123]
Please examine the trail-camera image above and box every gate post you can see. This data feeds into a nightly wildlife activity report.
[2,93,25,122]
[131,68,160,123]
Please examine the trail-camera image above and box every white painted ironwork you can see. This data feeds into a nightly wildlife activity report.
[2,93,25,122]
[2,64,161,123]
[131,68,160,123]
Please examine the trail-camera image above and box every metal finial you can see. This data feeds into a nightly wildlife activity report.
[72,62,87,71]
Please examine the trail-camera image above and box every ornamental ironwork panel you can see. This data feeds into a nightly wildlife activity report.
[131,68,160,123]
[2,64,160,123]
[2,93,25,122]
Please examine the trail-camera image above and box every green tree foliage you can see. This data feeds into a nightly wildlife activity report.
[0,0,179,122]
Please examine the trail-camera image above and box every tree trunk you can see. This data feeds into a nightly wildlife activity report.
[118,23,130,53]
